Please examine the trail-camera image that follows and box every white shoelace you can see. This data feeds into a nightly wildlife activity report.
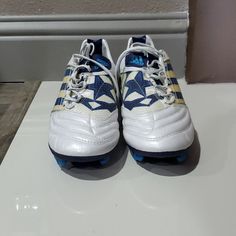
[64,43,119,109]
[116,43,175,104]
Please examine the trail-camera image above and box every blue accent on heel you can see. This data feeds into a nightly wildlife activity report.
[49,144,117,163]
[132,153,144,162]
[129,146,190,163]
[56,158,68,168]
[99,157,110,165]
[176,153,187,163]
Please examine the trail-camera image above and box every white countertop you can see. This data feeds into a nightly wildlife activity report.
[0,79,236,236]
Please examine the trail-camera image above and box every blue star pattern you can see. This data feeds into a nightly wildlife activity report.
[81,75,117,112]
[123,71,160,110]
[88,75,115,101]
[125,71,150,98]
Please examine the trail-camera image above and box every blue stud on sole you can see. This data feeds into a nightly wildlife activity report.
[56,158,70,169]
[99,157,110,166]
[132,153,144,162]
[130,147,189,163]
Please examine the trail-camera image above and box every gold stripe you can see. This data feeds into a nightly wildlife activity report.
[175,99,185,104]
[58,90,66,98]
[166,70,176,78]
[63,76,71,83]
[169,84,181,93]
[53,105,64,111]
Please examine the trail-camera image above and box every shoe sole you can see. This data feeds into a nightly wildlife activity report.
[49,144,118,168]
[129,144,193,163]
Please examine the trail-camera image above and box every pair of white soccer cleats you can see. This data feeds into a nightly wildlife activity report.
[48,35,194,168]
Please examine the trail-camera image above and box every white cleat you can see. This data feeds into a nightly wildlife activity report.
[49,39,120,167]
[116,35,194,162]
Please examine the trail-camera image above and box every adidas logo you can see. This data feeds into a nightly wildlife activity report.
[96,57,109,67]
[130,56,144,66]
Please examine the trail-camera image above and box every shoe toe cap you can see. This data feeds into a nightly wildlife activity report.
[123,105,194,152]
[49,110,119,157]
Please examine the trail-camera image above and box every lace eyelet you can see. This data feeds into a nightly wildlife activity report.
[64,101,75,109]
[163,94,175,104]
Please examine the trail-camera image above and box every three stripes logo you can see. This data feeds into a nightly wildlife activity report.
[130,56,145,66]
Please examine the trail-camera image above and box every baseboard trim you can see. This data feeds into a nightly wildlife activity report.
[0,12,188,21]
[0,12,188,36]
[0,13,188,81]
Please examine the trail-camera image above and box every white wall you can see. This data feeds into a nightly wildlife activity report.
[0,0,188,15]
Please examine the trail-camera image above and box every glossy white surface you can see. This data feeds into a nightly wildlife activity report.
[1,80,236,236]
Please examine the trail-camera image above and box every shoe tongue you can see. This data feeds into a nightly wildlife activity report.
[91,54,111,72]
[125,52,147,68]
[79,54,111,72]
[126,36,159,68]
[79,38,111,72]
[87,38,103,55]
[132,35,147,44]
[126,35,160,68]
[125,52,160,68]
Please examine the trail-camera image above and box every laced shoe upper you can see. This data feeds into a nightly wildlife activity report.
[116,35,194,152]
[116,35,185,112]
[53,39,119,115]
[49,39,119,157]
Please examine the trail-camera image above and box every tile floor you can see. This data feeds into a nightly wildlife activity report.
[0,81,40,163]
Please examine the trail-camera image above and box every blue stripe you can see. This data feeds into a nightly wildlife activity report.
[175,92,183,99]
[170,78,178,84]
[55,97,64,105]
[60,83,67,91]
[64,68,73,76]
[166,63,173,71]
